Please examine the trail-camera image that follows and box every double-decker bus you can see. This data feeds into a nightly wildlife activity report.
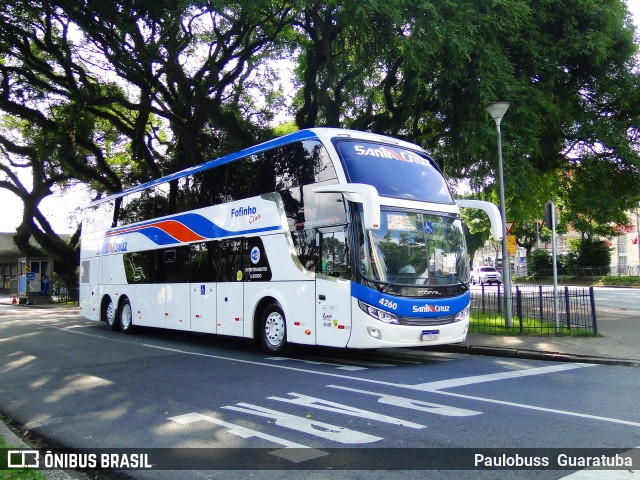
[79,128,501,354]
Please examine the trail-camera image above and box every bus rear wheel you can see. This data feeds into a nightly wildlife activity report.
[119,298,135,334]
[103,296,119,331]
[260,303,288,355]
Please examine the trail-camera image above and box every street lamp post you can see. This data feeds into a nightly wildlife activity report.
[486,102,513,327]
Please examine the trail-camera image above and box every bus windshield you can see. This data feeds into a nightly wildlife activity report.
[336,140,453,203]
[359,210,470,287]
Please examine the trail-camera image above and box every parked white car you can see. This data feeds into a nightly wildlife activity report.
[471,266,502,285]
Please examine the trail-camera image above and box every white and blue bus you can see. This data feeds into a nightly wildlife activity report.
[79,128,502,354]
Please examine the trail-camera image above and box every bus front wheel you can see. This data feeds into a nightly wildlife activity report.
[260,303,288,355]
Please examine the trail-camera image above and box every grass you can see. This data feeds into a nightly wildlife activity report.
[0,435,47,480]
[596,275,640,287]
[469,311,598,337]
[514,275,640,287]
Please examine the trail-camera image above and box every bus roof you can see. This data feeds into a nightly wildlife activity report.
[88,128,426,207]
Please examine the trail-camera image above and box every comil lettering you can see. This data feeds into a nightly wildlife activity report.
[353,145,431,166]
[231,206,257,218]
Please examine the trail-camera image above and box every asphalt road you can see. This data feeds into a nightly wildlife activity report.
[1,305,639,480]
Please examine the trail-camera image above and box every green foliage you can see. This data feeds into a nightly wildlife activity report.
[272,122,299,137]
[570,238,612,270]
[527,248,552,279]
[0,0,639,274]
[559,156,640,239]
[598,276,640,286]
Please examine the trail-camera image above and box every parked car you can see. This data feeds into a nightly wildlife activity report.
[471,266,502,285]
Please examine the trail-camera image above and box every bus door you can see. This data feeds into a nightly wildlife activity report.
[215,239,244,337]
[189,242,217,334]
[80,257,100,320]
[162,247,191,331]
[315,229,352,347]
[191,283,216,334]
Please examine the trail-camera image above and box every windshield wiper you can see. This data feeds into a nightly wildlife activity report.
[365,278,393,293]
[456,277,470,291]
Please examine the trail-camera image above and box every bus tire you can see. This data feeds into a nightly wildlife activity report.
[103,296,119,331]
[118,298,135,334]
[259,303,288,355]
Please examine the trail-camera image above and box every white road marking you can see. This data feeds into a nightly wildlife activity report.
[167,412,328,463]
[560,470,639,479]
[409,363,597,391]
[266,357,368,371]
[327,385,481,417]
[169,412,304,448]
[267,392,426,428]
[39,320,640,429]
[433,390,640,427]
[220,403,382,444]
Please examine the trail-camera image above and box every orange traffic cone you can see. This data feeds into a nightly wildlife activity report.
[11,294,17,305]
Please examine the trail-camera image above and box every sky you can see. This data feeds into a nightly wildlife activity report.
[1,2,639,234]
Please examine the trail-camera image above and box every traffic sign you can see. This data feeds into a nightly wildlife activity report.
[507,235,517,255]
[506,221,515,234]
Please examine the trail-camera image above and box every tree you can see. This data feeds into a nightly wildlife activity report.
[528,249,553,279]
[559,155,640,240]
[0,0,293,273]
[566,237,612,274]
[291,0,640,235]
[1,0,639,277]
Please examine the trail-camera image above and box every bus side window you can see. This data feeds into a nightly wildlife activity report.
[213,239,243,282]
[319,229,350,278]
[291,230,318,272]
[190,242,217,283]
[163,246,190,283]
[124,252,154,284]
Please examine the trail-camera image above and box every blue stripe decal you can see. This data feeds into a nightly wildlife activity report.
[352,283,470,317]
[136,226,181,246]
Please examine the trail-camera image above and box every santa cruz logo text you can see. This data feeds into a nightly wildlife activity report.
[96,241,128,256]
[412,303,451,314]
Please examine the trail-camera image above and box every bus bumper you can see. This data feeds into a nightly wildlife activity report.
[347,303,469,349]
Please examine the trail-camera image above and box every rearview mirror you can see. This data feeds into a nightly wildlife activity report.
[313,183,380,230]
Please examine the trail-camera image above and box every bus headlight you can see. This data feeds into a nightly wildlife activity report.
[454,305,470,323]
[358,300,399,324]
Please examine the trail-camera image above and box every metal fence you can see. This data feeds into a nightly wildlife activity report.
[470,285,598,335]
[52,280,79,305]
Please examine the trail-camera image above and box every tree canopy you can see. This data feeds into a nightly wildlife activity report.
[0,0,638,279]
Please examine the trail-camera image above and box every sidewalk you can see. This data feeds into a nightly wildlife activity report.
[433,331,640,366]
[436,292,640,366]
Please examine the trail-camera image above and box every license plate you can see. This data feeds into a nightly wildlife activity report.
[421,330,440,341]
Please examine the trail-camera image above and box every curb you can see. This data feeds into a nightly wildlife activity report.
[429,344,640,367]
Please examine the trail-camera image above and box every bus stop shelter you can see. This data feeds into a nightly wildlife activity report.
[16,256,53,304]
